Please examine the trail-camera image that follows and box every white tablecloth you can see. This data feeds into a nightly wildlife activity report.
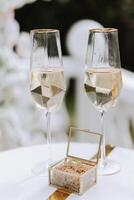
[0,144,134,200]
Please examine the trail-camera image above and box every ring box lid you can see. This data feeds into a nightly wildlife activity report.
[66,127,102,165]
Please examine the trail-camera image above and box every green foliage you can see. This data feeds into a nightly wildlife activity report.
[65,78,76,126]
[15,0,134,67]
[129,119,134,144]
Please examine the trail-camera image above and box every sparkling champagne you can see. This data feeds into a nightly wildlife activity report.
[30,68,66,112]
[84,67,122,111]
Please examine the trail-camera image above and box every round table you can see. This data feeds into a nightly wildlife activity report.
[0,143,134,200]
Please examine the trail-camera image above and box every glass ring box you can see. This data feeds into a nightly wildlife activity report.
[49,127,102,195]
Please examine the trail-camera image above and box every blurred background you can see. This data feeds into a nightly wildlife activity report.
[0,0,134,151]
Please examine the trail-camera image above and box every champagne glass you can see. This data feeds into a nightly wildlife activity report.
[84,28,122,175]
[30,29,66,175]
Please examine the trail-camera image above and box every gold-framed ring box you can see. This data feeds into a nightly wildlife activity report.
[49,127,102,195]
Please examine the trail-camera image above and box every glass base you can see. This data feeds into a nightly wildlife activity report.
[98,159,121,176]
[32,159,55,176]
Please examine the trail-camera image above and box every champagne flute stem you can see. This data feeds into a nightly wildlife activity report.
[46,112,52,162]
[100,110,106,164]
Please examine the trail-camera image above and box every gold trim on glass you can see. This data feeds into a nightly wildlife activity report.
[30,29,59,34]
[89,28,118,33]
[48,145,115,200]
[66,127,102,164]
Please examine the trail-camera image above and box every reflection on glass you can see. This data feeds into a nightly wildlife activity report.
[84,28,123,175]
[30,29,66,175]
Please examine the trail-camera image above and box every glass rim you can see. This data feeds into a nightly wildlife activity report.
[30,29,59,34]
[89,28,118,33]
